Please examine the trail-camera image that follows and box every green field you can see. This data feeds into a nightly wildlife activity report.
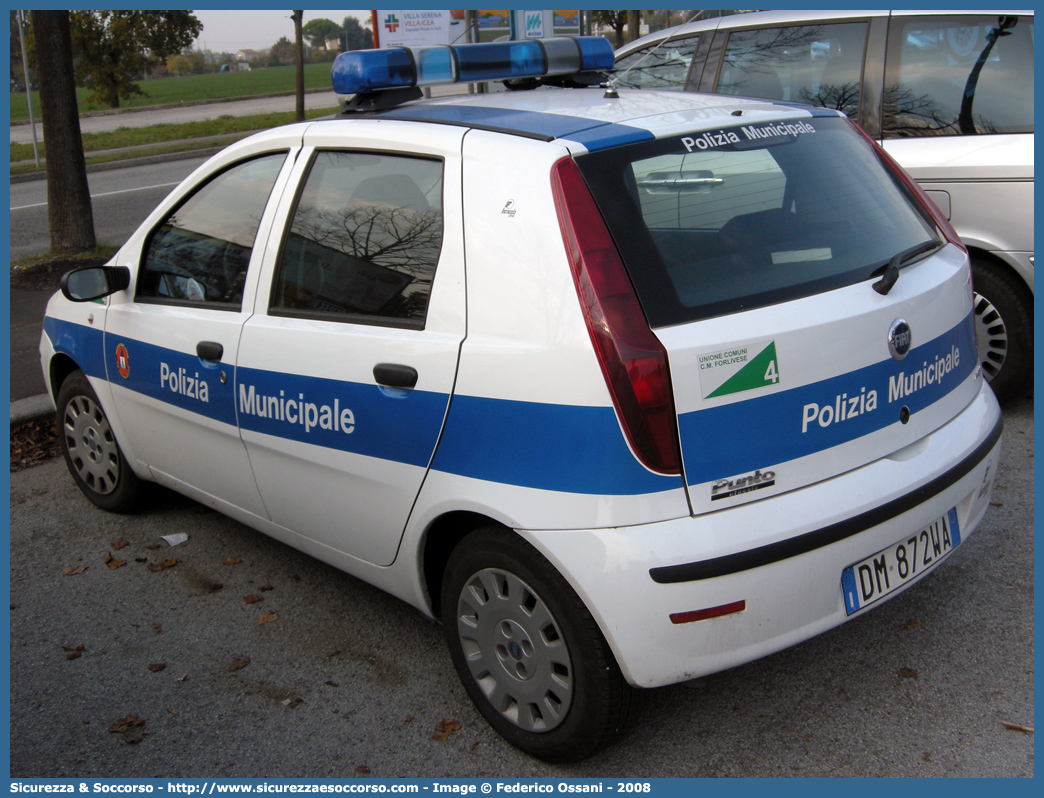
[10,62,336,121]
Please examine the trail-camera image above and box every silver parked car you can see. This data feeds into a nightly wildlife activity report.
[613,10,1033,401]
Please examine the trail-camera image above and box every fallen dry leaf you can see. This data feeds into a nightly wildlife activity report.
[259,585,274,592]
[355,766,371,774]
[243,595,263,604]
[109,714,147,744]
[111,539,129,550]
[223,557,241,566]
[10,419,61,471]
[432,720,461,741]
[146,558,178,573]
[104,552,126,570]
[229,657,251,672]
[897,667,918,679]
[147,663,166,673]
[109,714,146,734]
[63,644,85,660]
[61,566,87,576]
[257,613,278,625]
[1002,721,1034,734]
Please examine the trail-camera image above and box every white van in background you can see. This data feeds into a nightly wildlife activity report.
[614,10,1034,402]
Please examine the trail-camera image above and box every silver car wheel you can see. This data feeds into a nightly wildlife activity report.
[63,393,120,496]
[455,567,574,733]
[973,291,1008,381]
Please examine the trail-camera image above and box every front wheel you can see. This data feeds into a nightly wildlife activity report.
[57,370,142,512]
[441,527,639,762]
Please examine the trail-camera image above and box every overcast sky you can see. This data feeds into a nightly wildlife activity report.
[192,10,373,53]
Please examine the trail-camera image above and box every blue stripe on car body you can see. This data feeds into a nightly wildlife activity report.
[42,312,975,498]
[678,315,977,486]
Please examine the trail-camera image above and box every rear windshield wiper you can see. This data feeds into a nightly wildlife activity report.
[872,240,940,295]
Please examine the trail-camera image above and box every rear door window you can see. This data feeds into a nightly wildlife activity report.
[883,14,1034,137]
[715,22,869,119]
[575,116,940,326]
[271,151,444,327]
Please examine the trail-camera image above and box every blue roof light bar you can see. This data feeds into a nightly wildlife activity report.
[331,36,614,96]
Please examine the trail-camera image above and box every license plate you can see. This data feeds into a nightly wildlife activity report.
[841,508,961,615]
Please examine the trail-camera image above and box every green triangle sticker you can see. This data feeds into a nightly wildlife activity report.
[708,342,779,398]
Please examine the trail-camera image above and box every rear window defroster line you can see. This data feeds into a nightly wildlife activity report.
[649,412,1002,584]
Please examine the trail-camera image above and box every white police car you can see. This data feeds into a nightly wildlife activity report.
[41,38,1002,762]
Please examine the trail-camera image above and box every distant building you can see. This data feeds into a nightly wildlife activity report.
[235,49,261,62]
[324,35,341,52]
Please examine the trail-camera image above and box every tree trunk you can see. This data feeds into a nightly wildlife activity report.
[33,10,96,253]
[293,10,305,123]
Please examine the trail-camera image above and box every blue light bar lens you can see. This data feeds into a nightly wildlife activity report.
[576,36,615,72]
[456,41,546,83]
[413,45,457,85]
[332,48,414,95]
[331,37,616,95]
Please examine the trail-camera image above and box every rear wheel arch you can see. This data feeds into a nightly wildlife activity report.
[422,511,503,620]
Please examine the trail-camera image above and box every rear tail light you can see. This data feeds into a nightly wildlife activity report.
[848,119,967,253]
[550,157,682,475]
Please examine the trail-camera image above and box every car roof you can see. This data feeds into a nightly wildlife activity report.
[617,9,1034,58]
[327,88,841,153]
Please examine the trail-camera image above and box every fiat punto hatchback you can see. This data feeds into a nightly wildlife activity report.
[41,38,1002,762]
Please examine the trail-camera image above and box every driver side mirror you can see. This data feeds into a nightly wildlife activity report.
[60,265,131,302]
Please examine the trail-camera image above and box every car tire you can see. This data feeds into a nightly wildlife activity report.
[971,257,1033,403]
[57,370,142,513]
[441,526,640,762]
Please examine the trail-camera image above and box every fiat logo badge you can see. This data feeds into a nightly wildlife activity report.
[888,319,912,360]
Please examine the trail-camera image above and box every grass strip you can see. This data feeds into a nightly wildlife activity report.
[12,245,122,273]
[10,62,336,121]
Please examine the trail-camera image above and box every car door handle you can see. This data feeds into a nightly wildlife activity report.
[196,341,224,361]
[373,363,418,390]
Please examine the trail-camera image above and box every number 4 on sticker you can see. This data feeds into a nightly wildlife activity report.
[708,342,780,398]
[764,358,778,384]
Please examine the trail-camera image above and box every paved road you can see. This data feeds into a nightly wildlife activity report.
[9,398,1034,778]
[10,91,345,146]
[10,156,209,261]
[10,84,471,145]
[11,158,211,402]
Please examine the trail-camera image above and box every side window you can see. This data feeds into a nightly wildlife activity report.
[138,152,287,307]
[716,22,868,118]
[611,35,701,90]
[883,15,1034,137]
[271,151,443,328]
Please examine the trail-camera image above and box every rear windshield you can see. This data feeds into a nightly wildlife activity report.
[574,115,940,327]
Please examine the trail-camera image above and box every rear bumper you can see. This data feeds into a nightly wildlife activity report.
[522,384,1002,688]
